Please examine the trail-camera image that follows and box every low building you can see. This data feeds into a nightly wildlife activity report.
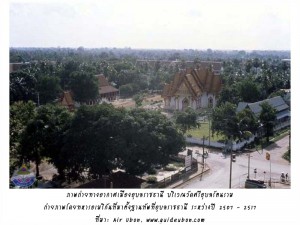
[161,67,222,111]
[9,62,30,73]
[237,96,290,130]
[96,74,119,101]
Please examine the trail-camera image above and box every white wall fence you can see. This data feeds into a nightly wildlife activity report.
[186,136,256,151]
[186,120,290,151]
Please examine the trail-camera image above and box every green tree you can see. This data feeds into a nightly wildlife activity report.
[259,102,276,142]
[10,101,36,175]
[38,105,72,178]
[62,104,125,181]
[217,85,241,105]
[237,108,259,137]
[69,71,99,103]
[237,79,262,102]
[175,108,199,134]
[119,83,139,97]
[10,71,37,104]
[133,93,144,107]
[211,102,239,139]
[36,75,61,104]
[62,105,185,180]
[119,109,185,175]
[19,104,71,177]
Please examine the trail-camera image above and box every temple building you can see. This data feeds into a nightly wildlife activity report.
[161,67,222,110]
[59,91,75,111]
[95,74,119,101]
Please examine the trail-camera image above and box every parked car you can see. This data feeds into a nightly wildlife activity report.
[245,179,267,188]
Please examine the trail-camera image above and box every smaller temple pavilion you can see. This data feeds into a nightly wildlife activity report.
[95,74,119,101]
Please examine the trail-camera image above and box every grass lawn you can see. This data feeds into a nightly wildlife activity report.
[186,121,226,142]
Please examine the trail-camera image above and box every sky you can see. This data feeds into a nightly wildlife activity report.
[9,0,291,50]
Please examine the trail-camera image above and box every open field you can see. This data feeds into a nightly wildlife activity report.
[186,121,225,142]
[111,94,163,109]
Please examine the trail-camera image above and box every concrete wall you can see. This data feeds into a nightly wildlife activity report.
[186,135,256,151]
[166,92,217,111]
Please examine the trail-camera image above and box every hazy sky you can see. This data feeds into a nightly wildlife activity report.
[9,0,290,50]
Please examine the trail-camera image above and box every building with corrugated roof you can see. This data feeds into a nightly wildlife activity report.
[237,96,290,130]
[161,67,222,110]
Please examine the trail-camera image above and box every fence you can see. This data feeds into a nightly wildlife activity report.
[186,135,256,151]
[187,120,290,152]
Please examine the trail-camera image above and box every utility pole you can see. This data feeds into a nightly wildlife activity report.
[202,135,205,166]
[200,136,207,181]
[247,153,250,179]
[208,113,211,146]
[229,139,233,189]
[37,92,40,106]
[269,156,272,188]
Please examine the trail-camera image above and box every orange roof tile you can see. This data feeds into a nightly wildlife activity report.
[162,68,222,98]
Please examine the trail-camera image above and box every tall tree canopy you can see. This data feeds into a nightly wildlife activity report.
[259,102,276,142]
[69,71,99,103]
[19,104,72,177]
[211,102,239,139]
[61,104,185,180]
[10,71,37,104]
[175,107,199,134]
[36,75,61,104]
[10,101,36,175]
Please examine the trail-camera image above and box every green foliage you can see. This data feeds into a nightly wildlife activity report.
[119,109,186,175]
[133,93,145,107]
[119,83,139,97]
[36,75,61,104]
[217,85,241,106]
[211,102,239,139]
[175,108,199,134]
[237,78,262,102]
[237,108,259,136]
[268,89,286,99]
[10,101,36,175]
[10,71,37,104]
[61,105,185,180]
[18,104,72,177]
[147,168,157,175]
[259,102,276,142]
[283,147,290,162]
[69,71,99,102]
[164,164,177,171]
[146,176,157,183]
[62,104,124,180]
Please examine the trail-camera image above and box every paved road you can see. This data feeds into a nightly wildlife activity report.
[177,136,290,189]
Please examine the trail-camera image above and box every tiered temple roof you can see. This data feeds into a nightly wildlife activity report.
[162,68,222,98]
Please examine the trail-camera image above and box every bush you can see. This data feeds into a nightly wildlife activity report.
[172,162,184,167]
[165,164,177,171]
[147,168,157,175]
[146,176,157,183]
